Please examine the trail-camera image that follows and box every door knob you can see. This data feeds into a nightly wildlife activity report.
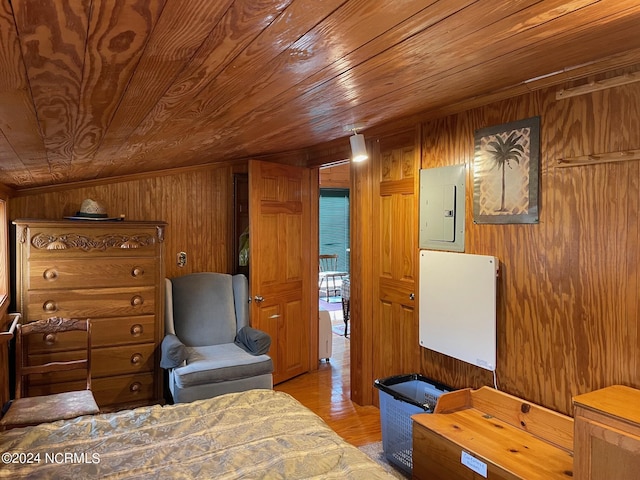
[409,293,415,300]
[254,295,264,303]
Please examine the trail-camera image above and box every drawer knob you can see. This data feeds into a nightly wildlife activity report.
[43,300,57,312]
[131,295,144,306]
[43,269,58,281]
[130,353,143,365]
[130,324,143,336]
[43,333,57,345]
[131,266,144,277]
[129,382,142,393]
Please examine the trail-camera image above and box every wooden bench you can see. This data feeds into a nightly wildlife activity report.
[412,386,574,479]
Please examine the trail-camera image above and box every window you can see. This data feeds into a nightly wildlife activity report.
[319,188,350,272]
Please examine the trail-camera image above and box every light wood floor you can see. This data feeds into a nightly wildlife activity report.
[274,309,382,447]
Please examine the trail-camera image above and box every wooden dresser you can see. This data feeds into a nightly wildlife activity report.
[573,385,640,480]
[13,219,166,411]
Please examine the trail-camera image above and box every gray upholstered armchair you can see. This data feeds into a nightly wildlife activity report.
[162,272,273,403]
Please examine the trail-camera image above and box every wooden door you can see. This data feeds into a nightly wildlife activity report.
[372,128,422,389]
[248,160,311,384]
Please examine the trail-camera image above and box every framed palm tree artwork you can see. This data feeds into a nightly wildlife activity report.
[473,116,540,224]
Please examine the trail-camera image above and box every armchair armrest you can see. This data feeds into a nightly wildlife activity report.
[160,334,188,369]
[235,326,271,355]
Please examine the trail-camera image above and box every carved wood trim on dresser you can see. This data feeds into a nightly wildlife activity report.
[13,219,166,411]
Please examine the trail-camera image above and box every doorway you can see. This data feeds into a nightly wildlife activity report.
[319,163,351,278]
[318,164,351,375]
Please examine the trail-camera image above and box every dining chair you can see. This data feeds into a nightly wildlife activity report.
[319,254,339,273]
[318,254,347,300]
[0,317,100,430]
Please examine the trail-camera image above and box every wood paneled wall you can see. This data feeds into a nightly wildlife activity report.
[9,164,240,281]
[414,71,640,415]
[7,65,640,417]
[319,163,350,189]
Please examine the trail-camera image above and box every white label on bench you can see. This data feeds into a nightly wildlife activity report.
[461,451,488,478]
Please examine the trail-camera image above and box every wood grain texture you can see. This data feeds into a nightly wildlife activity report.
[0,193,9,415]
[8,61,640,422]
[12,219,165,409]
[93,0,234,176]
[9,163,236,280]
[0,1,41,187]
[410,71,640,415]
[275,332,383,447]
[370,128,421,401]
[249,160,311,384]
[573,386,640,480]
[319,163,349,188]
[12,0,91,183]
[0,314,15,415]
[413,408,574,480]
[348,143,375,404]
[3,1,640,189]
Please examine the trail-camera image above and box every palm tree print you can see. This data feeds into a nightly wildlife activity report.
[473,117,539,223]
[486,131,525,212]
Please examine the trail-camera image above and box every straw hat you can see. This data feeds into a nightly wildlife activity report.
[75,199,108,218]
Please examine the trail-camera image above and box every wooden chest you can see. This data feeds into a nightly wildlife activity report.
[412,387,574,480]
[13,219,166,411]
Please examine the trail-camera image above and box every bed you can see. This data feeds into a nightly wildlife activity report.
[0,389,396,479]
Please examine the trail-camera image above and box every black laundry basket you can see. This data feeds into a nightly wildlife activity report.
[374,374,451,475]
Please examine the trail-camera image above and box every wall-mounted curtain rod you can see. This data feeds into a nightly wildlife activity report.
[556,149,640,168]
[556,71,640,100]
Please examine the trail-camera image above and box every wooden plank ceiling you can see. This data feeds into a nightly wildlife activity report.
[1,0,640,190]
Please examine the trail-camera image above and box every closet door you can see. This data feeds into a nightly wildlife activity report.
[372,129,422,388]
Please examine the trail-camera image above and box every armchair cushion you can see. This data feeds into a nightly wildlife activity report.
[171,273,237,346]
[235,326,271,355]
[174,344,273,389]
[160,334,188,369]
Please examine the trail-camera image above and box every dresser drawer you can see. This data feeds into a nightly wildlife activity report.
[26,286,156,319]
[27,315,156,352]
[28,373,156,409]
[25,227,160,259]
[92,343,156,377]
[92,373,156,408]
[27,343,156,385]
[27,258,157,290]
